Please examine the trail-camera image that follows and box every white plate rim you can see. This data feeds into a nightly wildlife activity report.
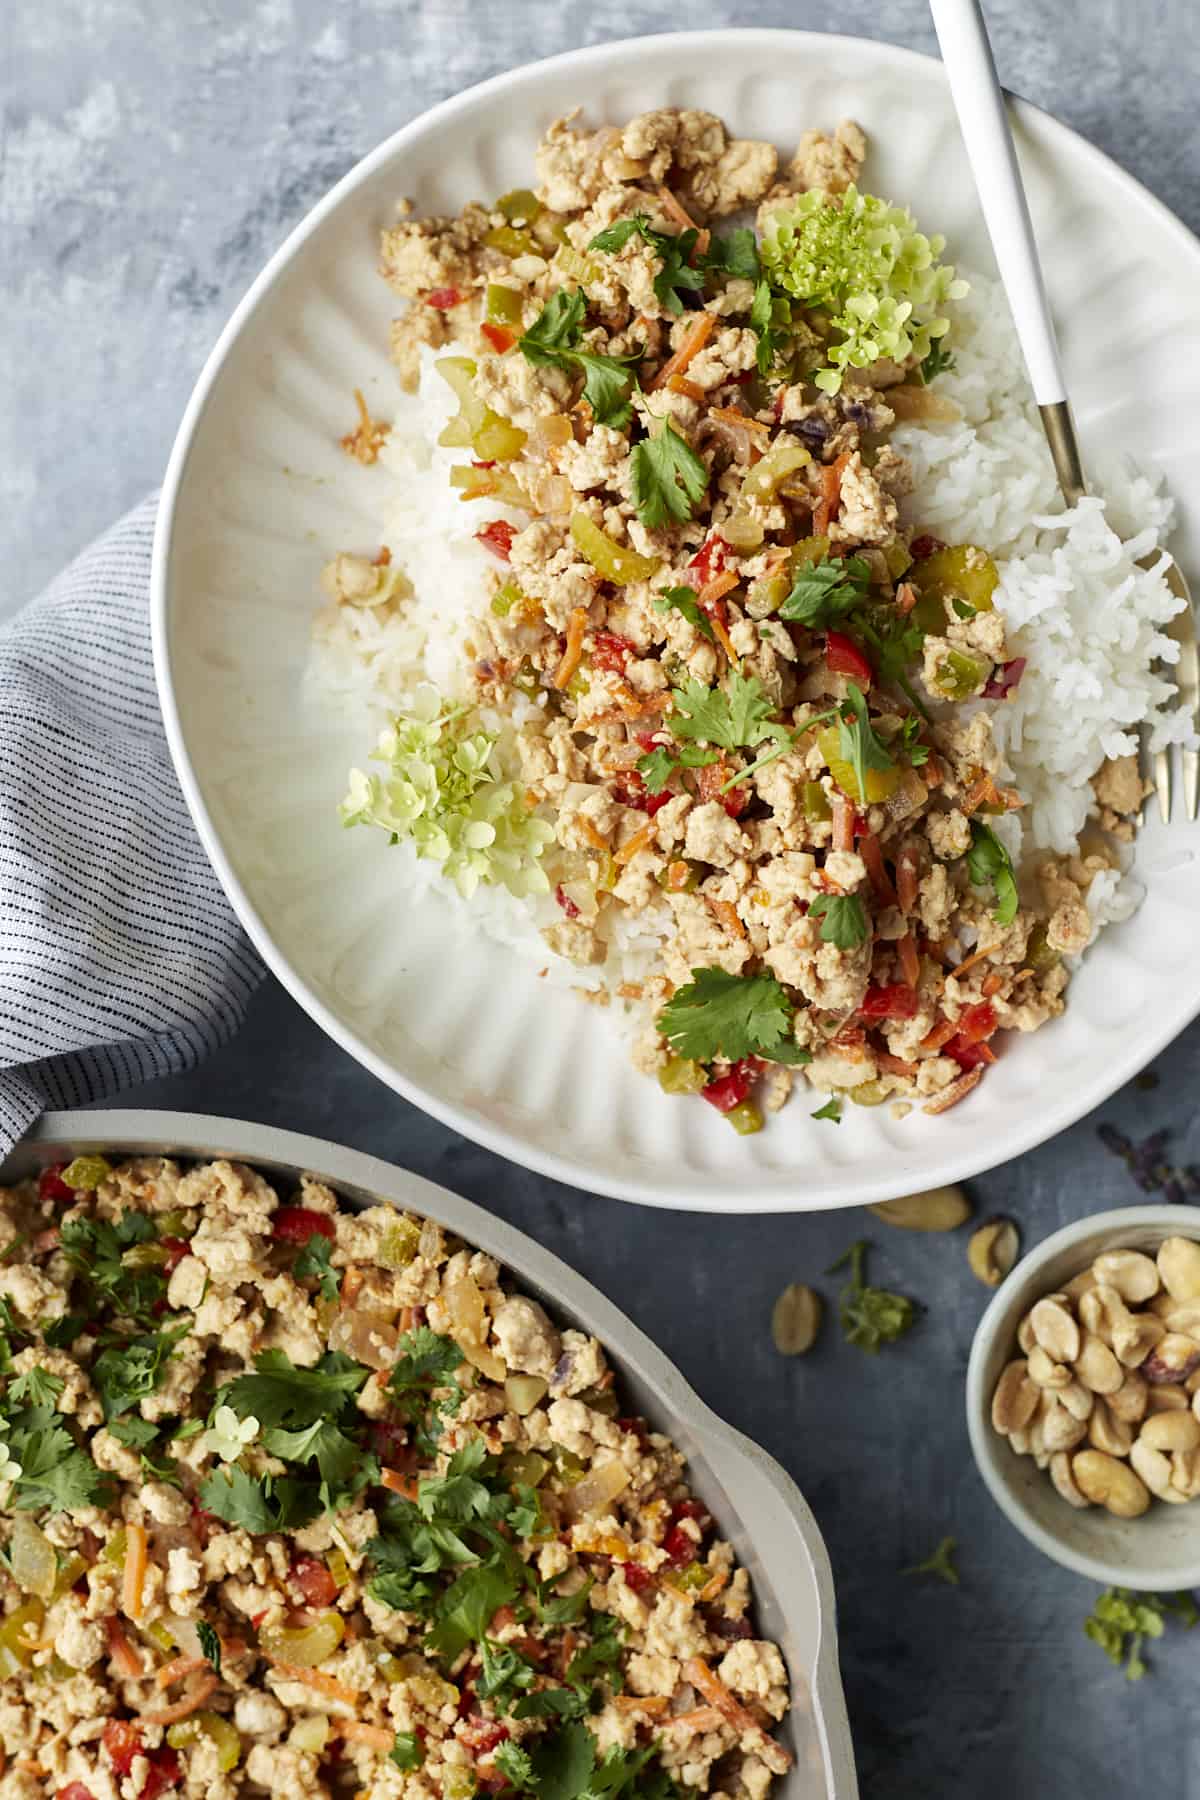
[151,26,1200,1213]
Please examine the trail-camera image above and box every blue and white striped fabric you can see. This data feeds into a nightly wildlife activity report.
[0,497,266,1149]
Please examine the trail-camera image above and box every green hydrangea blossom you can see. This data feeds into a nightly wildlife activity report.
[341,686,554,899]
[760,186,968,393]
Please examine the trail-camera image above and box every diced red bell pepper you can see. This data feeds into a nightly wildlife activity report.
[944,1036,990,1070]
[621,1561,654,1594]
[272,1206,335,1244]
[909,534,946,560]
[591,629,635,674]
[826,630,874,685]
[663,1525,698,1567]
[612,772,671,817]
[141,1749,182,1800]
[694,759,747,820]
[688,533,730,588]
[461,1719,510,1757]
[425,286,464,310]
[702,1058,761,1114]
[103,1721,143,1778]
[475,520,517,562]
[555,884,581,920]
[955,1001,998,1044]
[158,1236,190,1274]
[291,1555,338,1609]
[480,322,516,353]
[38,1164,76,1204]
[671,1498,710,1525]
[859,983,920,1020]
[57,1787,97,1800]
[367,1417,412,1463]
[982,657,1027,700]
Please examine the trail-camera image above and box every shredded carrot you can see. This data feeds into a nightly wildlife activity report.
[579,816,609,853]
[121,1523,148,1623]
[337,1722,397,1751]
[658,185,701,235]
[144,1673,220,1726]
[684,1657,791,1764]
[877,1052,919,1078]
[553,606,590,689]
[812,454,850,536]
[697,569,741,607]
[981,971,1004,998]
[340,388,389,465]
[698,1568,729,1603]
[923,1066,984,1114]
[665,860,692,892]
[962,773,1003,817]
[831,795,855,854]
[919,1018,958,1053]
[341,1266,364,1306]
[399,1305,422,1333]
[380,1468,420,1499]
[896,848,920,914]
[105,1614,144,1679]
[265,1660,360,1705]
[895,581,917,616]
[921,749,943,788]
[614,1695,670,1717]
[708,405,770,436]
[897,932,921,989]
[708,609,741,664]
[668,374,705,400]
[1012,966,1036,983]
[614,818,657,866]
[859,833,898,907]
[649,310,716,391]
[663,1706,727,1733]
[977,1041,999,1063]
[709,898,745,940]
[948,940,1003,980]
[155,1654,208,1691]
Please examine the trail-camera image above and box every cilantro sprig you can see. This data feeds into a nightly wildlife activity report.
[837,683,894,811]
[519,289,641,428]
[630,420,708,527]
[966,822,1019,926]
[657,967,811,1066]
[903,1537,960,1586]
[809,893,868,949]
[1,1402,111,1514]
[652,585,714,642]
[59,1211,164,1326]
[668,670,787,754]
[780,555,872,628]
[827,1241,917,1352]
[1085,1588,1197,1680]
[588,215,705,314]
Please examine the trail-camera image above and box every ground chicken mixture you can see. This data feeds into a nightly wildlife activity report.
[326,108,1144,1133]
[0,1154,792,1800]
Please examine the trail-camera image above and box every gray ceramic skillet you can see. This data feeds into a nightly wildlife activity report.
[2,1111,857,1797]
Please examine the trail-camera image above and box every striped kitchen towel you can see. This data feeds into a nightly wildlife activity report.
[0,497,266,1150]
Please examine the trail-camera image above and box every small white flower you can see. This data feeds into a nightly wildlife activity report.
[0,1440,23,1502]
[202,1406,259,1464]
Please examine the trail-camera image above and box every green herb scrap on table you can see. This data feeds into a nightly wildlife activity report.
[315,101,1166,1137]
[0,1151,795,1795]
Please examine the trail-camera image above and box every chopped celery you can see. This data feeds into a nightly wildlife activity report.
[658,1057,708,1096]
[486,283,523,325]
[485,223,536,258]
[378,1218,421,1269]
[790,534,831,570]
[804,781,832,822]
[850,1081,891,1107]
[448,464,528,506]
[576,1383,619,1418]
[910,544,998,613]
[570,511,660,585]
[473,411,527,463]
[501,1450,550,1488]
[726,1101,764,1136]
[60,1155,111,1191]
[495,189,542,225]
[741,439,811,501]
[931,649,986,700]
[1025,920,1061,974]
[555,245,598,284]
[0,1602,44,1676]
[512,661,541,698]
[491,579,522,618]
[817,727,901,804]
[883,539,913,580]
[551,1445,587,1486]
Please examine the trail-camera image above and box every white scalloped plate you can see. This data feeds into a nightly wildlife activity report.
[153,30,1200,1211]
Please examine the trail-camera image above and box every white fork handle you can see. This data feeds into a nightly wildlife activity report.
[928,0,1067,408]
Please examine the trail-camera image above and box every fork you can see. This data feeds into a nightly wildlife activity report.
[929,0,1199,820]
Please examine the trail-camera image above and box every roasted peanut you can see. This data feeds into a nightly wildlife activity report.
[1111,1312,1165,1369]
[991,1360,1039,1435]
[1130,1437,1189,1503]
[968,1217,1019,1287]
[1041,1398,1088,1453]
[1141,1333,1200,1386]
[870,1185,971,1231]
[771,1284,822,1355]
[1079,1284,1132,1347]
[1093,1248,1161,1304]
[1108,1371,1149,1425]
[1147,1383,1190,1414]
[1026,1345,1071,1390]
[1017,1313,1036,1355]
[1058,1380,1094,1423]
[1062,1267,1098,1305]
[1150,1300,1200,1337]
[1050,1451,1091,1510]
[1072,1449,1151,1518]
[1158,1236,1200,1302]
[1139,1410,1200,1454]
[1030,1297,1080,1364]
[1088,1402,1133,1459]
[1172,1450,1200,1499]
[1073,1332,1124,1395]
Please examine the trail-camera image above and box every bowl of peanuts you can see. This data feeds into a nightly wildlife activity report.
[966,1206,1200,1588]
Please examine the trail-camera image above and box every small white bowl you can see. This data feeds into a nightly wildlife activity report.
[967,1205,1200,1590]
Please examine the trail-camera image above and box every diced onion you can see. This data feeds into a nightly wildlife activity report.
[564,1457,632,1519]
[504,1375,549,1416]
[9,1517,56,1602]
[525,414,573,460]
[260,1612,344,1669]
[445,1276,505,1382]
[328,1308,398,1372]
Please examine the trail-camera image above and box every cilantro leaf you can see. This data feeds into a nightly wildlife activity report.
[588,216,704,313]
[903,1537,959,1586]
[534,1576,595,1627]
[652,584,714,642]
[668,670,786,753]
[391,1733,426,1773]
[519,290,587,364]
[59,1211,163,1325]
[750,279,789,376]
[636,742,717,795]
[425,1557,523,1662]
[513,1687,589,1722]
[495,1742,534,1789]
[222,1350,367,1431]
[966,822,1019,926]
[899,715,929,765]
[263,1419,363,1488]
[477,1635,538,1710]
[779,555,872,628]
[527,1720,597,1800]
[837,682,893,808]
[564,1611,624,1698]
[197,1620,222,1673]
[828,1241,916,1351]
[293,1233,340,1302]
[8,1368,64,1408]
[93,1323,190,1420]
[705,228,760,282]
[107,1416,160,1449]
[1085,1588,1197,1680]
[630,420,708,527]
[42,1315,85,1351]
[572,349,641,430]
[199,1465,323,1534]
[658,966,795,1063]
[811,1097,843,1124]
[417,1436,498,1524]
[809,893,868,950]
[919,339,956,383]
[3,1402,111,1513]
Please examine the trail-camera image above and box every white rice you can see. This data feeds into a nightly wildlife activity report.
[307,267,1188,969]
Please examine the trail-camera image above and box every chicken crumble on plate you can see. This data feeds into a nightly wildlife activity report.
[0,1154,791,1799]
[315,107,1154,1133]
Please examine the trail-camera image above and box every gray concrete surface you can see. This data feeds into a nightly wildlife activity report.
[7,1,1200,1793]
